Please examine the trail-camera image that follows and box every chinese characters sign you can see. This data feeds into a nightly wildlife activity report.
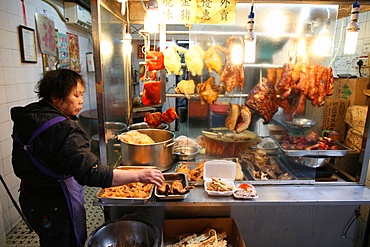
[35,13,56,56]
[159,0,236,24]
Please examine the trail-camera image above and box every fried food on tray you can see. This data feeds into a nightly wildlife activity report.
[117,130,155,144]
[206,177,233,192]
[168,228,227,247]
[100,182,153,198]
[157,180,194,196]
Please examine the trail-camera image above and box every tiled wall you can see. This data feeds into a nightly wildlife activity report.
[332,11,370,77]
[0,0,95,245]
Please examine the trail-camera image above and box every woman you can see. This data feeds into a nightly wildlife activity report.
[10,69,164,247]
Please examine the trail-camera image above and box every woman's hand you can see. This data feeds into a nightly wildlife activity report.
[112,168,164,187]
[137,168,165,187]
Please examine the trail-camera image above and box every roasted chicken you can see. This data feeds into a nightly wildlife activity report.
[217,37,245,92]
[246,78,279,124]
[251,63,335,122]
[196,76,225,105]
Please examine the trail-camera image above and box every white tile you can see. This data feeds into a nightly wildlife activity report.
[2,68,15,85]
[5,0,20,16]
[0,11,9,31]
[10,32,19,50]
[0,49,13,67]
[0,0,6,12]
[0,134,11,156]
[14,68,25,84]
[0,104,8,123]
[7,172,20,195]
[0,86,5,104]
[12,50,21,67]
[16,83,27,101]
[3,156,12,179]
[7,14,22,32]
[0,30,11,49]
[5,85,17,102]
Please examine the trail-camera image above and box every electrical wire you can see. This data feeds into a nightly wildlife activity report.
[342,206,361,239]
[329,18,344,68]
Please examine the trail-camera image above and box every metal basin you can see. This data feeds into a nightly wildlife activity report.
[287,156,330,168]
[85,219,160,247]
[120,129,175,171]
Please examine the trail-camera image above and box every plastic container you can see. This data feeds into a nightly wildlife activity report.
[203,160,236,196]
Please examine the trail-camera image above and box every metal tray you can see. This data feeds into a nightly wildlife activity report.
[96,185,154,204]
[95,166,156,204]
[242,156,297,181]
[155,173,190,200]
[272,136,352,157]
[175,158,246,186]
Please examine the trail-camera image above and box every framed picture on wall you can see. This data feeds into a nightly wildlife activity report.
[18,25,37,63]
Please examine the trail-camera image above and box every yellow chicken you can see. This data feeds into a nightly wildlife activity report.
[163,44,186,75]
[184,44,205,76]
[174,80,195,97]
[205,46,223,75]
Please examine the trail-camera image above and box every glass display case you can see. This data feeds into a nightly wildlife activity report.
[91,1,369,185]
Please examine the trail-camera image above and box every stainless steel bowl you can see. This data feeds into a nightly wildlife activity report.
[128,122,169,130]
[283,118,316,130]
[173,146,199,161]
[85,219,160,247]
[287,156,330,168]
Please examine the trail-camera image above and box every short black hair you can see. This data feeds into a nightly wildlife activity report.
[35,69,85,102]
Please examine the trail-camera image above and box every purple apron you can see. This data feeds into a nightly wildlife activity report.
[13,117,87,246]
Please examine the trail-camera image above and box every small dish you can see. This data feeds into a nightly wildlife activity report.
[173,146,199,161]
[233,183,258,199]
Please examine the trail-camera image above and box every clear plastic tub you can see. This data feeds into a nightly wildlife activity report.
[203,160,236,196]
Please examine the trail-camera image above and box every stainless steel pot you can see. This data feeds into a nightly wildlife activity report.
[121,129,175,171]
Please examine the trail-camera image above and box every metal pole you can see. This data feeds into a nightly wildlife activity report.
[0,174,33,233]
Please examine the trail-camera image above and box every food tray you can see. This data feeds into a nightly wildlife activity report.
[175,158,246,186]
[155,173,190,200]
[272,137,351,157]
[242,156,297,181]
[96,185,154,204]
[95,166,156,204]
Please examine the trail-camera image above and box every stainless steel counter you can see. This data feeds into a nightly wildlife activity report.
[93,184,370,207]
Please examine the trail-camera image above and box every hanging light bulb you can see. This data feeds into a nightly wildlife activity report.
[144,0,159,34]
[311,19,331,57]
[344,0,360,55]
[123,31,132,54]
[116,0,128,16]
[244,2,256,63]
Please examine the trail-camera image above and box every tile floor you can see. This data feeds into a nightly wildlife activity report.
[6,186,105,247]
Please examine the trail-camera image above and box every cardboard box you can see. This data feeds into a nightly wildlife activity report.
[322,99,349,141]
[162,218,246,247]
[345,105,368,135]
[344,128,364,153]
[330,78,369,105]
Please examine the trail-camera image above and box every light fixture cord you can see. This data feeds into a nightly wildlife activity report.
[328,18,344,67]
